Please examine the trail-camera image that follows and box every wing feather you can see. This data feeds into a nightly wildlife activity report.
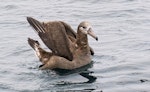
[27,17,73,60]
[60,21,77,39]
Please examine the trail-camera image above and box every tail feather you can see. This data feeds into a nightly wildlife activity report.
[28,38,41,58]
[28,38,40,50]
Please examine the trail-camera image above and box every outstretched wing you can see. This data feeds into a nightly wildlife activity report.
[27,17,73,61]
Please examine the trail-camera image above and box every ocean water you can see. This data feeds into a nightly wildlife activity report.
[0,0,150,91]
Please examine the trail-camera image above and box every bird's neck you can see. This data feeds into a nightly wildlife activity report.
[76,30,90,55]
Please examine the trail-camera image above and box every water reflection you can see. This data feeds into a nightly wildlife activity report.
[80,71,97,83]
[52,61,97,83]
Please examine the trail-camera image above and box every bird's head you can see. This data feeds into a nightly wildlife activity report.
[78,21,98,41]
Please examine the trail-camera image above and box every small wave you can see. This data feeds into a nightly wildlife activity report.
[3,4,18,10]
[93,55,117,62]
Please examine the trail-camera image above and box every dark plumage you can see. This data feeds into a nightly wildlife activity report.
[27,17,98,70]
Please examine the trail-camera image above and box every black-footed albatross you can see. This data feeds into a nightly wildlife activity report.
[27,17,98,70]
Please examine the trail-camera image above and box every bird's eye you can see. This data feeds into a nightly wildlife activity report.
[82,27,86,29]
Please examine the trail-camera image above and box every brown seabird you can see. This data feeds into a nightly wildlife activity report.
[27,17,98,70]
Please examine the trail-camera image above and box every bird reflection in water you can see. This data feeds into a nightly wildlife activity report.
[52,61,97,83]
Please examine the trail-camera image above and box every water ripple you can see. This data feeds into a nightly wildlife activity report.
[0,0,150,91]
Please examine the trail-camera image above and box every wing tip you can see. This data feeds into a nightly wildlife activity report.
[26,17,31,21]
[26,17,46,33]
[26,17,34,24]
